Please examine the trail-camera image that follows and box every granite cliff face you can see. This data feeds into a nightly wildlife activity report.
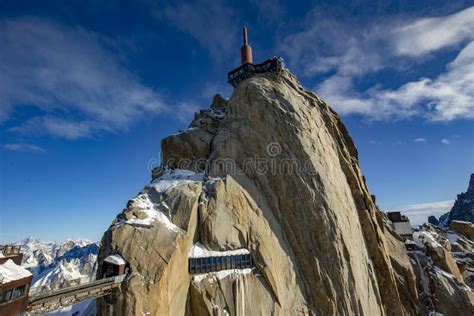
[97,69,419,315]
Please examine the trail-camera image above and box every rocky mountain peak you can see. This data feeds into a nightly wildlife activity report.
[98,68,422,315]
[468,173,474,195]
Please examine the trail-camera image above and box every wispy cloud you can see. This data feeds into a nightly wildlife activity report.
[0,17,167,139]
[280,6,474,122]
[160,0,237,61]
[174,102,201,123]
[392,7,474,57]
[3,143,46,153]
[388,200,454,225]
[392,140,406,146]
[9,116,101,140]
[441,138,451,145]
[250,0,285,24]
[414,138,427,143]
[368,139,381,145]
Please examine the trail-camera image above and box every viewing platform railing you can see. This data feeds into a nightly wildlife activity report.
[227,57,284,87]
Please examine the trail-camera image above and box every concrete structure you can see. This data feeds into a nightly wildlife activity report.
[387,211,413,238]
[0,259,33,315]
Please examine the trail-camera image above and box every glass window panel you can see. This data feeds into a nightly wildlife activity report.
[17,286,25,298]
[12,289,18,300]
[4,290,12,302]
[206,258,212,272]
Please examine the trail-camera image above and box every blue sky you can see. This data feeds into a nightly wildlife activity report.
[1,0,473,242]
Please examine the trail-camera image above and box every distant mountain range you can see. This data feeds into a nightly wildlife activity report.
[16,237,99,291]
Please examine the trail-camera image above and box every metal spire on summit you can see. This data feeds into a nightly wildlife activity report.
[241,27,253,64]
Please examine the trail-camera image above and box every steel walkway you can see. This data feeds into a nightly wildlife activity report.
[27,274,126,314]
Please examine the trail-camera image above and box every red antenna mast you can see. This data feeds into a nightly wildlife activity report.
[241,27,253,64]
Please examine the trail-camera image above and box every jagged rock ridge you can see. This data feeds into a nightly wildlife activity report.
[98,69,419,315]
[432,174,474,227]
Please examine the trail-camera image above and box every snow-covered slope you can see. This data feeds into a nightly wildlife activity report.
[17,237,99,291]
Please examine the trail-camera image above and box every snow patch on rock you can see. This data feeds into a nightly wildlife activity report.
[188,242,250,258]
[148,169,204,193]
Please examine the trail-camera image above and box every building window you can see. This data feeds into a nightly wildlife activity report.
[0,290,12,303]
[11,285,26,300]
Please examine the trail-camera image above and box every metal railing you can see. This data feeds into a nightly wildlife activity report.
[227,57,284,87]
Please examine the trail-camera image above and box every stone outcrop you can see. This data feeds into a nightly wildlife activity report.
[415,224,463,281]
[98,69,420,315]
[450,220,474,240]
[410,224,473,314]
[430,270,474,316]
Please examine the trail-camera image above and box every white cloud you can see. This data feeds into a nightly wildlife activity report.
[392,7,474,57]
[368,139,380,145]
[388,200,454,226]
[3,143,46,153]
[414,138,427,143]
[392,140,406,146]
[9,116,101,140]
[280,6,474,122]
[0,17,167,139]
[441,138,451,145]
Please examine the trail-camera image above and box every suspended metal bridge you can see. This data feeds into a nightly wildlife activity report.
[27,274,126,314]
